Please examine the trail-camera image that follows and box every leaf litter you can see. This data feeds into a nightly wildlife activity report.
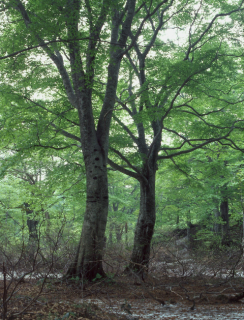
[1,244,244,319]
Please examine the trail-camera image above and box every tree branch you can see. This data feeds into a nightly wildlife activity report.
[184,2,244,60]
[110,147,142,176]
[107,158,141,180]
[50,123,81,143]
[158,130,235,160]
[13,0,77,108]
[112,115,138,146]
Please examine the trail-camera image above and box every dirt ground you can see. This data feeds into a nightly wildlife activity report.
[1,243,244,319]
[1,269,244,319]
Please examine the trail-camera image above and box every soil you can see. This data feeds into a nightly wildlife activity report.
[1,269,244,319]
[1,242,244,319]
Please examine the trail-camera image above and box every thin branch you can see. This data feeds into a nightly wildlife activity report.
[20,95,79,127]
[121,0,170,57]
[115,96,134,117]
[13,0,77,108]
[110,147,142,176]
[107,158,141,180]
[175,102,225,117]
[112,114,138,146]
[184,1,244,60]
[158,129,234,160]
[50,123,81,143]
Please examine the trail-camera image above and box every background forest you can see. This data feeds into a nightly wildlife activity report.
[1,0,244,319]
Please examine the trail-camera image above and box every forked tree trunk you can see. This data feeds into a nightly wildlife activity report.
[11,0,136,282]
[128,170,156,276]
[67,148,108,280]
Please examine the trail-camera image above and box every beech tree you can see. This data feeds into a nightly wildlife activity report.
[1,0,244,281]
[0,0,179,280]
[0,0,137,280]
[108,0,244,275]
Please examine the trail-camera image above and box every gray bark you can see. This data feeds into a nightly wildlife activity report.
[176,214,179,226]
[115,224,123,243]
[108,1,244,278]
[67,160,108,279]
[221,199,230,245]
[108,231,113,246]
[127,167,156,276]
[219,179,230,245]
[12,0,136,280]
[67,148,108,280]
[213,204,221,234]
[242,211,244,247]
[125,222,128,246]
[64,1,136,280]
[186,212,192,249]
[24,203,38,242]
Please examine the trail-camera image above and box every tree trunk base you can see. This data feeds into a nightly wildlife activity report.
[66,261,106,281]
[123,262,148,281]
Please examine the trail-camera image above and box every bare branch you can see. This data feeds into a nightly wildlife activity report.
[112,114,138,146]
[13,0,77,108]
[110,147,142,176]
[121,0,170,57]
[158,129,234,160]
[184,1,244,60]
[50,123,81,143]
[107,158,141,180]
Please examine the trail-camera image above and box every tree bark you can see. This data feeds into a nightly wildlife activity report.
[67,149,108,280]
[186,211,192,250]
[115,225,123,243]
[64,0,136,280]
[125,222,128,246]
[24,203,38,242]
[213,203,221,235]
[221,199,230,245]
[176,214,179,226]
[108,224,113,246]
[127,168,156,276]
[242,210,244,246]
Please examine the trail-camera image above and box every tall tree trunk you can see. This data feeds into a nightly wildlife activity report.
[219,169,230,245]
[67,149,108,280]
[125,222,128,247]
[128,170,156,276]
[23,203,38,261]
[112,203,123,243]
[24,203,38,242]
[176,214,179,226]
[44,211,51,241]
[220,199,230,245]
[108,224,113,246]
[213,203,221,235]
[115,224,123,243]
[242,210,244,250]
[9,0,136,282]
[186,211,192,249]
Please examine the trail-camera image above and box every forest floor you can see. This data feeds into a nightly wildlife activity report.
[1,271,244,319]
[1,240,244,319]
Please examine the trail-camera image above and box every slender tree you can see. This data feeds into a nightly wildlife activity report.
[108,1,244,275]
